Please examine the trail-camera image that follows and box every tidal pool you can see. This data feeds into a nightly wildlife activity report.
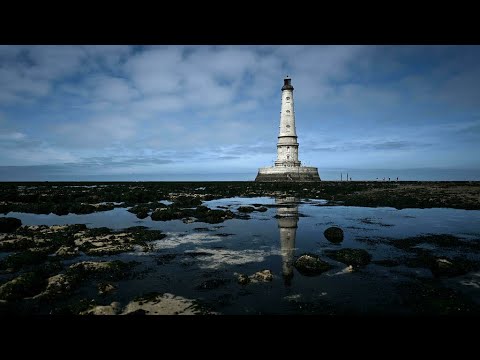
[2,196,480,315]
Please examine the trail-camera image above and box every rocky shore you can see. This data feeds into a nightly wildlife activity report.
[1,181,479,217]
[0,181,479,315]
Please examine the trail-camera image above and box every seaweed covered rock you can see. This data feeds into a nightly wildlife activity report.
[67,260,137,281]
[151,204,235,224]
[67,203,97,214]
[325,248,372,267]
[151,207,192,221]
[53,246,80,259]
[75,226,166,255]
[122,293,206,315]
[236,273,250,285]
[0,217,22,233]
[81,302,122,315]
[238,206,255,213]
[251,270,273,282]
[0,249,51,271]
[128,205,150,219]
[0,272,46,301]
[235,270,273,285]
[172,195,202,208]
[41,273,78,298]
[37,261,136,300]
[430,257,478,277]
[194,206,235,224]
[324,226,344,243]
[52,204,70,216]
[294,254,332,276]
[98,282,117,295]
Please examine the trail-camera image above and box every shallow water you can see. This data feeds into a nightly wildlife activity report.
[3,196,480,315]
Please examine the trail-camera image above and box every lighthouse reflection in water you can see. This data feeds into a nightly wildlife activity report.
[275,197,300,286]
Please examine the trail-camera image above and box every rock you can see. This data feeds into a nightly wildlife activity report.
[251,270,273,282]
[52,204,69,216]
[124,227,166,243]
[127,205,150,219]
[83,244,133,256]
[136,211,149,219]
[122,293,206,315]
[324,226,344,243]
[236,273,250,285]
[151,207,191,221]
[172,196,202,208]
[69,261,113,273]
[81,302,122,315]
[42,273,76,298]
[54,246,79,259]
[430,257,478,277]
[325,248,372,267]
[0,217,22,233]
[98,282,117,295]
[256,207,268,212]
[194,207,235,224]
[182,217,196,224]
[75,227,165,256]
[238,206,255,213]
[0,249,50,271]
[236,270,273,285]
[125,309,147,316]
[84,227,112,237]
[67,260,137,281]
[0,272,45,301]
[294,254,332,276]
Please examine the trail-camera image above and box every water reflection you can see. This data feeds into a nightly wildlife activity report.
[275,197,300,286]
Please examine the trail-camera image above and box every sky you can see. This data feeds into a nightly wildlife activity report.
[0,45,479,181]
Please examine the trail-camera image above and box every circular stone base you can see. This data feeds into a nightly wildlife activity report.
[255,166,321,182]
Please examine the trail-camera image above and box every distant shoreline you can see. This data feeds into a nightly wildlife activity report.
[1,180,480,184]
[1,181,479,211]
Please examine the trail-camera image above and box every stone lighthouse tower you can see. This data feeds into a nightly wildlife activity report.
[255,76,321,182]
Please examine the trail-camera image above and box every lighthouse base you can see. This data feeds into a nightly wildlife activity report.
[255,166,321,182]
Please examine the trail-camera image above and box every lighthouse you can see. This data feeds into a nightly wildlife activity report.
[255,76,321,182]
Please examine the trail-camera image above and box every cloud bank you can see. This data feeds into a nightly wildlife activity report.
[0,45,479,180]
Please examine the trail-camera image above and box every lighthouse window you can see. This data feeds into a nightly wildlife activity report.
[286,125,291,128]
[286,110,290,113]
[286,97,290,100]
[287,146,290,150]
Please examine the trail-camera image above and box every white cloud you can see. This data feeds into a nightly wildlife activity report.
[0,131,26,140]
[124,47,184,95]
[87,75,140,103]
[54,116,138,147]
[0,132,77,166]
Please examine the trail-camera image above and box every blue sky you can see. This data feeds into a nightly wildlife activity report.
[0,45,479,180]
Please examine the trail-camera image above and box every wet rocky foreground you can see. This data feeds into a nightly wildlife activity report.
[1,181,480,315]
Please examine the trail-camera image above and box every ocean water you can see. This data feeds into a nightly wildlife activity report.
[1,168,479,181]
